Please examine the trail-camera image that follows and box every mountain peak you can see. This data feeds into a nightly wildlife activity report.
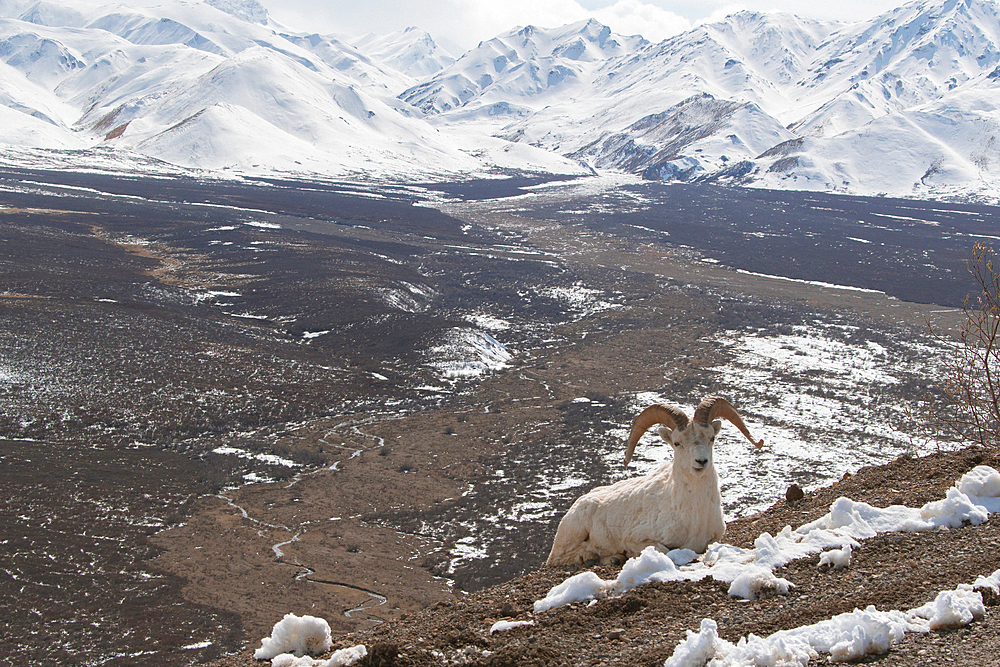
[398,19,646,115]
[203,0,267,25]
[351,27,456,78]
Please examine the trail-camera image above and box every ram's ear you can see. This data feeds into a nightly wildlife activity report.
[658,426,674,444]
[711,420,723,436]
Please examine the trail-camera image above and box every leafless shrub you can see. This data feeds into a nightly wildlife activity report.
[929,243,1000,448]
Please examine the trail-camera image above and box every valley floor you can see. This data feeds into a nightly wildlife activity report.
[2,169,996,664]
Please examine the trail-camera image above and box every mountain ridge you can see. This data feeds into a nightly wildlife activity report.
[488,0,1000,200]
[0,0,999,200]
[0,0,587,178]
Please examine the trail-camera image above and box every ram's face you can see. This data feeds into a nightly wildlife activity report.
[664,420,722,474]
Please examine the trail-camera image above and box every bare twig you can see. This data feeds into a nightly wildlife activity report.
[927,243,1000,447]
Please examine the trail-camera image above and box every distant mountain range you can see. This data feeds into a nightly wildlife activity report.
[1,0,999,201]
[0,0,584,178]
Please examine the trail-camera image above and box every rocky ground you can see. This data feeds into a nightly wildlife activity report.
[211,445,1000,666]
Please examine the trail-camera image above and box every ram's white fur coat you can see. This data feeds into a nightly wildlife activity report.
[546,397,761,566]
[546,470,724,563]
[546,421,726,565]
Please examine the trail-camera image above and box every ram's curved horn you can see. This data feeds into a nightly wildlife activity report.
[693,396,764,450]
[624,403,689,466]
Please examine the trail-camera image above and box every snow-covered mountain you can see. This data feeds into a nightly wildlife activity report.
[399,19,647,118]
[1,0,999,198]
[352,26,455,79]
[492,0,1000,199]
[750,0,1000,197]
[0,0,587,178]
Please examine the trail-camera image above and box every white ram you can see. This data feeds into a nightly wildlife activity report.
[546,396,763,565]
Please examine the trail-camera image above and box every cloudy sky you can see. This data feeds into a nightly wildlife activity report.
[261,0,907,52]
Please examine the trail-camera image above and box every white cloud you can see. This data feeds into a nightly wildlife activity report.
[267,0,592,51]
[590,0,691,40]
[263,0,693,51]
[254,0,912,52]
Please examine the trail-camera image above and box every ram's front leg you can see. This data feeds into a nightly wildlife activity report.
[598,550,629,566]
[623,540,674,560]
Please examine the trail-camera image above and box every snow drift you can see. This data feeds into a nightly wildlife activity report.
[534,465,1000,612]
[535,465,1000,664]
[254,613,367,667]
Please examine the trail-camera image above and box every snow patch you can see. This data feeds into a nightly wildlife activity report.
[212,446,298,468]
[269,645,367,667]
[973,569,1000,595]
[425,327,513,379]
[535,466,1000,614]
[254,613,332,660]
[0,364,27,385]
[489,619,535,634]
[540,283,619,318]
[910,586,986,630]
[462,312,511,331]
[735,269,887,294]
[380,282,436,313]
[302,330,330,339]
[533,571,611,613]
[667,581,988,666]
[957,465,1000,501]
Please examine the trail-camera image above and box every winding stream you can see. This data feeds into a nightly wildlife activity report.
[215,421,392,622]
[292,565,388,618]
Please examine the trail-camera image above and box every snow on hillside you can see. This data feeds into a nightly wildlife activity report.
[399,18,647,123]
[753,82,1000,198]
[352,26,455,79]
[277,31,415,96]
[119,40,591,176]
[0,101,87,148]
[425,327,514,379]
[492,0,1000,201]
[0,0,999,195]
[492,11,841,156]
[788,0,1000,137]
[0,0,589,179]
[204,0,267,25]
[3,0,90,28]
[565,93,797,180]
[0,49,78,128]
[119,45,550,177]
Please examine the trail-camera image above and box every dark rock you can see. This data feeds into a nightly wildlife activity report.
[786,483,805,503]
[360,642,399,667]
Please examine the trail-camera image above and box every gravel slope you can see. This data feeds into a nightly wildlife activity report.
[210,445,1000,666]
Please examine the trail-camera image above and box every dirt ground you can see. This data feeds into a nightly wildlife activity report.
[209,445,1000,666]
